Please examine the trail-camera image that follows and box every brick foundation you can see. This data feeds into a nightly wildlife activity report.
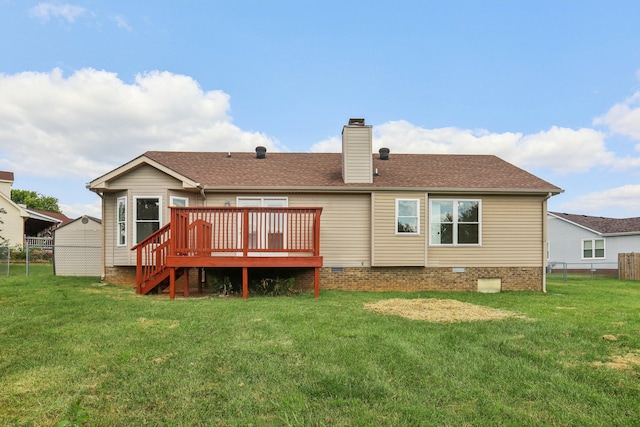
[106,265,544,293]
[105,266,137,286]
[297,266,544,292]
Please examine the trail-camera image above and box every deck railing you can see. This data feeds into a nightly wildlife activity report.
[132,223,171,294]
[171,206,322,257]
[133,206,322,294]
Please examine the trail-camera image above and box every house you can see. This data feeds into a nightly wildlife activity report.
[87,118,562,297]
[53,215,103,276]
[0,171,71,248]
[547,211,640,274]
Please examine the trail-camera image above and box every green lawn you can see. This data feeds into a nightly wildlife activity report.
[1,268,639,426]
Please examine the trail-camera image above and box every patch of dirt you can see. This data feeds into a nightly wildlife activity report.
[364,298,527,323]
[601,334,618,341]
[591,352,640,371]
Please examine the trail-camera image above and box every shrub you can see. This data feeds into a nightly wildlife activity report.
[209,275,234,296]
[250,276,297,296]
[10,246,26,261]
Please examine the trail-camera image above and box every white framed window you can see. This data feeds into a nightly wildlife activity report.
[169,196,188,207]
[396,199,420,234]
[134,196,162,243]
[237,196,288,207]
[116,196,127,246]
[582,239,605,259]
[430,199,481,245]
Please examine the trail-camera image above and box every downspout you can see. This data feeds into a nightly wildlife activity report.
[87,185,106,280]
[97,190,106,281]
[542,192,552,293]
[196,184,206,287]
[197,184,206,204]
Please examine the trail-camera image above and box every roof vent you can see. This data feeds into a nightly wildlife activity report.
[255,146,266,159]
[379,147,390,160]
[348,118,365,126]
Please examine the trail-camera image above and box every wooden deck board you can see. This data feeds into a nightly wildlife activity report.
[166,255,323,268]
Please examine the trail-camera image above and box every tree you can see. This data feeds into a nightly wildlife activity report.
[11,189,61,213]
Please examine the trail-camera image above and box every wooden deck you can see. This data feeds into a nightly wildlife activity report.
[132,206,323,298]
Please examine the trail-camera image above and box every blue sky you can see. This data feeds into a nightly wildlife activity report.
[2,1,640,219]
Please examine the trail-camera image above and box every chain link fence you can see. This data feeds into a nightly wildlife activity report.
[1,245,9,277]
[1,242,101,277]
[548,261,619,281]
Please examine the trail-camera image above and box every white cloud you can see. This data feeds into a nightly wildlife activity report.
[311,120,611,174]
[559,184,640,217]
[594,90,640,141]
[514,126,612,173]
[112,15,132,31]
[59,198,102,220]
[0,68,283,180]
[29,3,88,23]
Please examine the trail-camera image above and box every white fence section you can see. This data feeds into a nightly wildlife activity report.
[25,236,54,249]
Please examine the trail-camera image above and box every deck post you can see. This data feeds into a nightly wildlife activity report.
[314,267,320,298]
[242,208,249,257]
[242,267,248,299]
[169,268,176,299]
[183,268,189,297]
[136,246,142,295]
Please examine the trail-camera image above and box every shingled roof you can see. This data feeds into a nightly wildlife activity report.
[141,151,561,193]
[549,212,640,235]
[0,171,14,182]
[26,208,73,227]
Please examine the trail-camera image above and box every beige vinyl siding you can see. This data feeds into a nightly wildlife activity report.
[0,180,11,198]
[54,218,102,276]
[104,192,126,267]
[428,194,545,267]
[372,192,426,266]
[203,193,370,266]
[0,198,26,247]
[290,194,370,267]
[204,193,236,207]
[106,165,186,266]
[341,125,373,183]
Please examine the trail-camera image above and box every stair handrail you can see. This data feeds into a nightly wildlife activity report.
[131,223,171,294]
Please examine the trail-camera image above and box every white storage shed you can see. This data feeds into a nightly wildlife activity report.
[53,215,103,276]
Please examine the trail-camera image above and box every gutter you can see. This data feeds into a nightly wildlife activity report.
[198,185,563,195]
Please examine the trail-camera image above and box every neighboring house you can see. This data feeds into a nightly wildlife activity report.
[0,171,71,247]
[547,211,640,273]
[53,215,103,276]
[87,118,562,297]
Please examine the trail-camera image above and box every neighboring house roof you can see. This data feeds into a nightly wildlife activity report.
[549,212,640,236]
[55,215,101,231]
[91,151,562,194]
[0,171,14,182]
[25,208,72,226]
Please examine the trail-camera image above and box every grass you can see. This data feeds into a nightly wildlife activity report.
[1,267,639,426]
